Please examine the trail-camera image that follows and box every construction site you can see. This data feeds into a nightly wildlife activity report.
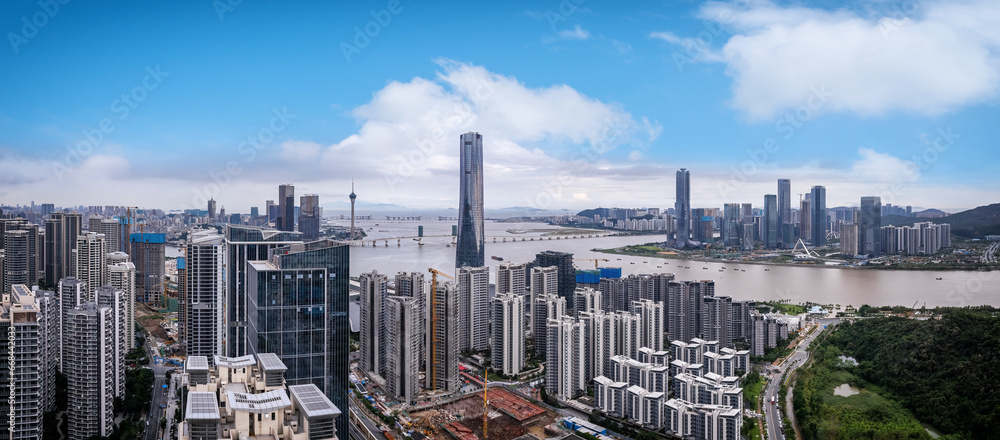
[409,388,556,440]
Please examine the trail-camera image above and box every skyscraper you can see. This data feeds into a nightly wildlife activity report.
[840,223,859,256]
[457,266,489,352]
[2,229,35,294]
[777,179,791,227]
[534,250,575,306]
[530,265,558,333]
[208,198,217,220]
[799,197,812,243]
[359,270,388,377]
[108,252,136,350]
[224,224,303,357]
[44,212,82,286]
[65,302,116,440]
[384,295,420,404]
[533,294,566,359]
[675,169,691,247]
[456,132,484,268]
[245,239,350,440]
[0,285,53,439]
[130,232,165,304]
[860,196,882,257]
[73,232,108,299]
[427,281,459,392]
[185,229,225,363]
[298,194,321,240]
[810,186,827,246]
[96,286,127,399]
[546,316,586,401]
[763,194,778,249]
[492,292,526,376]
[88,216,122,253]
[278,183,295,232]
[722,203,742,248]
[394,271,426,366]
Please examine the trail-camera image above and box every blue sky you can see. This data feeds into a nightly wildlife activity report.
[1,0,998,212]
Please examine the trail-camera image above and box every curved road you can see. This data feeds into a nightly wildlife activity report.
[762,322,833,440]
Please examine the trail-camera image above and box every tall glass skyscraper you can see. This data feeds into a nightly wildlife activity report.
[246,239,350,440]
[777,179,791,226]
[810,186,827,246]
[860,196,882,256]
[763,194,778,249]
[456,132,484,268]
[278,183,295,231]
[675,169,690,247]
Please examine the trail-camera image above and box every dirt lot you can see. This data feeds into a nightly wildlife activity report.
[135,302,170,341]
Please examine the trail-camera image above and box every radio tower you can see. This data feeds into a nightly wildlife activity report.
[349,180,357,240]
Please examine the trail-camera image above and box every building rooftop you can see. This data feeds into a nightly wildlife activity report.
[186,392,221,420]
[257,353,287,372]
[227,389,291,414]
[187,356,210,372]
[215,355,256,369]
[288,384,341,418]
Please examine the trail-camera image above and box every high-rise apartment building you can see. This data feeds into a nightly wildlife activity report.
[840,223,859,256]
[394,271,426,367]
[491,292,526,376]
[278,184,295,232]
[108,252,136,350]
[632,299,664,352]
[88,216,123,253]
[64,302,116,440]
[96,286,127,399]
[533,251,574,306]
[44,212,82,286]
[2,228,36,294]
[384,295,420,404]
[0,285,57,439]
[426,281,459,392]
[457,266,489,352]
[299,194,321,240]
[73,232,108,299]
[860,196,882,256]
[224,225,303,357]
[530,265,558,332]
[533,294,566,359]
[675,169,691,247]
[185,230,225,363]
[546,316,586,401]
[130,233,165,304]
[359,270,388,378]
[810,186,827,246]
[496,262,527,296]
[245,239,350,440]
[456,132,485,268]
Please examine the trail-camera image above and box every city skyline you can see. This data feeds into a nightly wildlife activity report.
[1,2,998,211]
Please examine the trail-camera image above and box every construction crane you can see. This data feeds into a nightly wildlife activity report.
[427,268,454,391]
[483,370,489,440]
[574,258,610,269]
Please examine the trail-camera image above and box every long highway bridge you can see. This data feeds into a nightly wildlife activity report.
[349,232,620,247]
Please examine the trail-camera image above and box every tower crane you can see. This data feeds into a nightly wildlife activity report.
[573,258,610,269]
[427,268,454,391]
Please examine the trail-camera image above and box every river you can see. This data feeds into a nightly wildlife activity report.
[169,220,1000,308]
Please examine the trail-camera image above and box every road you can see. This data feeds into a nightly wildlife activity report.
[982,242,999,263]
[143,338,171,440]
[349,398,388,440]
[762,322,832,440]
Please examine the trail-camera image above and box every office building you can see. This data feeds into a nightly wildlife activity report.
[64,302,116,440]
[491,292,526,376]
[810,186,827,246]
[384,296,420,404]
[245,239,350,440]
[533,251,575,306]
[860,196,882,256]
[777,179,791,227]
[44,212,82,286]
[299,194,321,240]
[186,230,226,363]
[763,194,778,248]
[457,266,489,352]
[840,223,859,256]
[96,286,127,399]
[533,294,565,359]
[426,281,459,392]
[73,232,108,299]
[496,262,527,296]
[456,132,485,268]
[394,272,426,367]
[675,168,691,247]
[359,270,388,378]
[546,316,586,401]
[721,203,741,248]
[179,354,341,440]
[207,198,217,220]
[130,232,166,304]
[224,225,304,357]
[278,184,295,232]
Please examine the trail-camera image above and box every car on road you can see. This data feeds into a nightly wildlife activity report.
[159,404,167,408]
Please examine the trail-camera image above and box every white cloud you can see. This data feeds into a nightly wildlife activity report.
[654,0,1000,120]
[558,25,591,40]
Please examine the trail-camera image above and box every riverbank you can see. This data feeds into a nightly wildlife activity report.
[596,245,999,272]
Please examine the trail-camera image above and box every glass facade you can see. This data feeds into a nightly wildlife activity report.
[456,132,485,268]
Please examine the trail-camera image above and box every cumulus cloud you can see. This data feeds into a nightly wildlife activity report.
[558,25,591,40]
[653,0,1000,120]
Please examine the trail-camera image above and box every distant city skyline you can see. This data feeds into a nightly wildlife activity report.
[1,2,997,211]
